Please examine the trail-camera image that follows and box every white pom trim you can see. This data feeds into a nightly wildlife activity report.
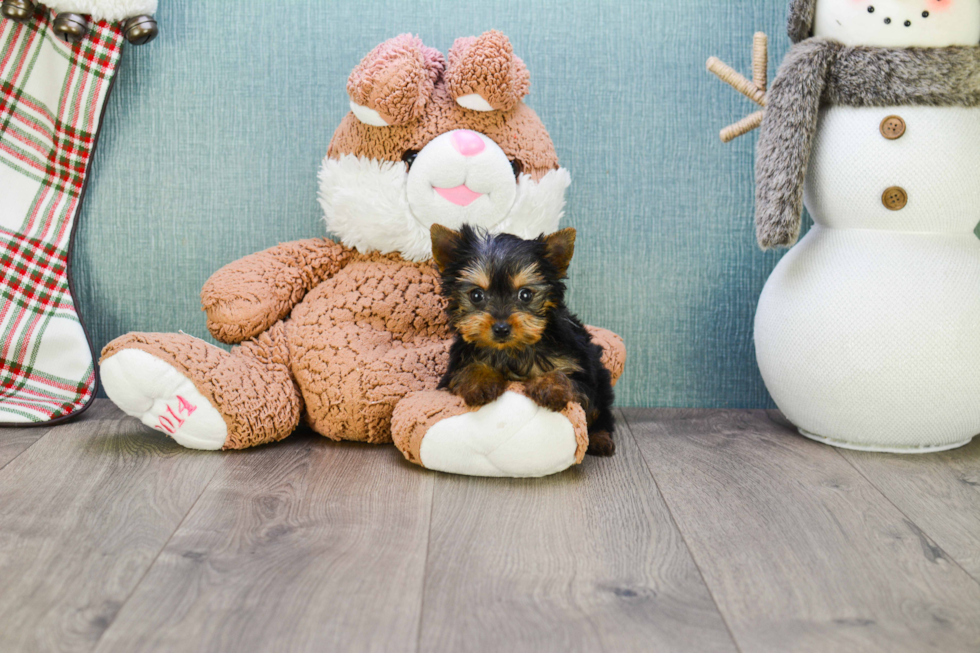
[45,0,157,21]
[349,101,390,127]
[455,93,495,112]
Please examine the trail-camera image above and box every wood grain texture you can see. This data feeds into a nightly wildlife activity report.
[6,403,978,653]
[836,433,980,583]
[417,410,737,653]
[624,408,980,653]
[0,400,224,653]
[93,430,433,653]
[0,424,50,470]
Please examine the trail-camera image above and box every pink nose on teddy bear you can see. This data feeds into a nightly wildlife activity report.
[451,130,485,156]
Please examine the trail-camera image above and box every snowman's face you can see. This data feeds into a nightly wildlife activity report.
[813,0,980,46]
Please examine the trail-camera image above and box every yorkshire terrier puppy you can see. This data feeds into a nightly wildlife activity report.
[430,224,616,456]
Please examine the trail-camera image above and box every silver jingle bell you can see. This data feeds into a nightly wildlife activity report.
[52,12,89,44]
[121,14,158,45]
[1,0,37,23]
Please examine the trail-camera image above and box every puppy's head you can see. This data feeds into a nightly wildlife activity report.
[430,224,576,350]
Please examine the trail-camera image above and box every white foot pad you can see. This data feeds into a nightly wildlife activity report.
[419,391,578,478]
[100,349,227,450]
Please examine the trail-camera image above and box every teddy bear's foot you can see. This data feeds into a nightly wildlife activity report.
[392,385,589,478]
[101,348,228,450]
[100,326,303,450]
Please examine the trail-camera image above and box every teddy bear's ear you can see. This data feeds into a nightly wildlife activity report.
[446,30,530,113]
[347,34,445,127]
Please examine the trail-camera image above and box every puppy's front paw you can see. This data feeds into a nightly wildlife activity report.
[458,381,506,408]
[525,373,574,412]
[450,365,508,408]
[586,430,616,457]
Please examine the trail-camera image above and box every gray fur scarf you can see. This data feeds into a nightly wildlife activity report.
[755,40,980,249]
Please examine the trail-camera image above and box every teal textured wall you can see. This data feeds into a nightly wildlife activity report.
[77,0,799,408]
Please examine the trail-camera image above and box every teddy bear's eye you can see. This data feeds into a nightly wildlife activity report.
[402,150,420,169]
[510,159,523,179]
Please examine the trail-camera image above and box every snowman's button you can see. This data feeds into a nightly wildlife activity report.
[882,186,908,211]
[880,115,906,140]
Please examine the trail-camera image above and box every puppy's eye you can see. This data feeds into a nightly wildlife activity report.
[518,288,534,303]
[402,150,420,169]
[469,289,486,304]
[510,159,523,179]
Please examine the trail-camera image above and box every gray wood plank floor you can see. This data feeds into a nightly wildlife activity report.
[418,421,736,653]
[94,431,433,653]
[0,400,976,653]
[0,423,50,470]
[624,409,980,653]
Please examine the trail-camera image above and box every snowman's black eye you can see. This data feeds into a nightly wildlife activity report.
[402,150,419,169]
[922,11,930,18]
[510,159,523,179]
[868,5,875,13]
[904,20,912,26]
[884,17,892,24]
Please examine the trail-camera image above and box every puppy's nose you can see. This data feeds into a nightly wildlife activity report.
[451,130,485,157]
[492,322,512,338]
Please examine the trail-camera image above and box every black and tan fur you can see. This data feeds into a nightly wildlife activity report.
[430,224,616,456]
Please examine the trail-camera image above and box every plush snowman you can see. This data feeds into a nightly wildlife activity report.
[746,0,980,451]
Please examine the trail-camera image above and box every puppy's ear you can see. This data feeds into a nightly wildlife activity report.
[542,228,576,277]
[430,224,462,272]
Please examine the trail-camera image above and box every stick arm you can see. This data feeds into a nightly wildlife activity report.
[707,33,769,142]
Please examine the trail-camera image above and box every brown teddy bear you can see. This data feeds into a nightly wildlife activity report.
[99,31,625,477]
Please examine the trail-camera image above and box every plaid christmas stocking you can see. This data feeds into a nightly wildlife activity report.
[0,11,123,424]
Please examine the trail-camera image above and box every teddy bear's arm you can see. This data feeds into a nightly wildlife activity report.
[585,326,626,386]
[201,238,354,344]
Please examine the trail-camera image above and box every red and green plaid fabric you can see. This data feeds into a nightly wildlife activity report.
[0,11,122,424]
